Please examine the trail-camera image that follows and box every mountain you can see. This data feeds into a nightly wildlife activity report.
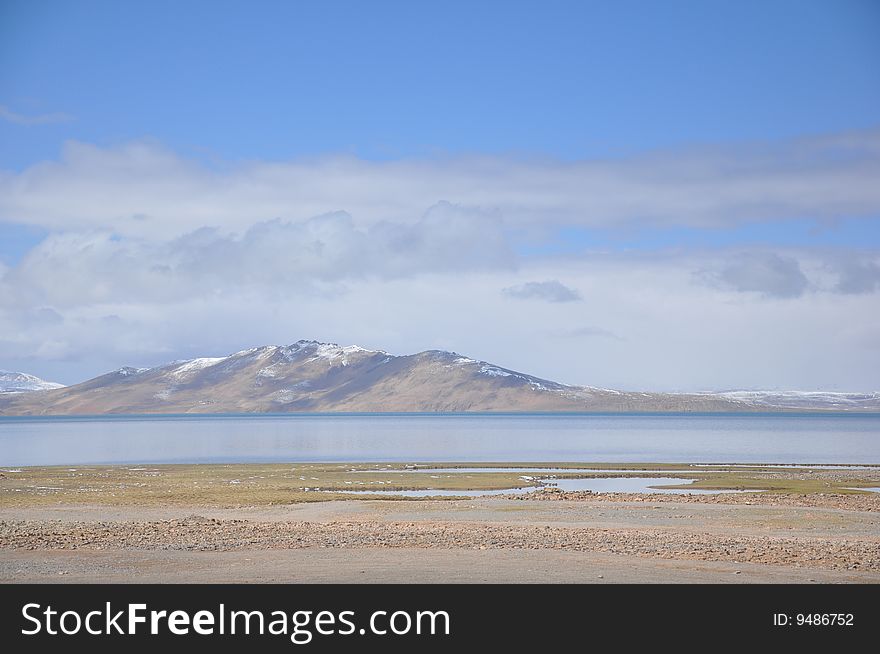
[0,340,877,415]
[712,390,880,411]
[0,371,65,394]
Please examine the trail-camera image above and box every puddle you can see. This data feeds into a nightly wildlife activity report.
[331,487,531,497]
[845,487,880,493]
[329,476,758,497]
[694,464,880,470]
[352,464,880,475]
[350,467,704,474]
[540,477,754,494]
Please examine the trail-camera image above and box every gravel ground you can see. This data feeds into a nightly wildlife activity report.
[513,489,880,510]
[2,516,878,571]
[1,491,878,582]
[3,548,873,584]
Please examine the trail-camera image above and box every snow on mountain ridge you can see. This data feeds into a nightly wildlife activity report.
[3,345,880,414]
[481,367,510,377]
[19,341,877,411]
[171,357,226,377]
[714,390,880,409]
[117,341,390,381]
[0,371,65,393]
[718,390,880,399]
[114,367,148,376]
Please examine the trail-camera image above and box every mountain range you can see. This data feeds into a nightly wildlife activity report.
[1,340,878,414]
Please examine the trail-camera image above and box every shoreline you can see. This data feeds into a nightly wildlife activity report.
[4,409,880,417]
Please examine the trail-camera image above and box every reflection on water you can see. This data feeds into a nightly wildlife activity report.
[1,413,879,467]
[695,464,880,470]
[541,476,743,494]
[362,467,707,474]
[332,476,756,497]
[333,488,527,498]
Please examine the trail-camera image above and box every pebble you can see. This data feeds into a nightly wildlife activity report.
[1,515,877,572]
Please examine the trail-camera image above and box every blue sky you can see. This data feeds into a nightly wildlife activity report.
[3,0,879,169]
[1,1,879,389]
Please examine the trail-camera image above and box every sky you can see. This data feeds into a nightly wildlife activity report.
[1,0,879,391]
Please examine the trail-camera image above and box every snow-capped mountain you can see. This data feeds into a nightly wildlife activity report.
[0,340,877,414]
[0,371,65,394]
[713,390,880,411]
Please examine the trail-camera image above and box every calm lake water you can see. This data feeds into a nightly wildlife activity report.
[1,413,879,467]
[332,477,759,498]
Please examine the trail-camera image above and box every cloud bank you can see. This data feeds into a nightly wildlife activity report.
[503,280,582,303]
[0,129,878,390]
[1,129,879,239]
[700,252,810,299]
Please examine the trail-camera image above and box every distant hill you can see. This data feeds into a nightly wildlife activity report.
[0,371,65,394]
[1,340,878,414]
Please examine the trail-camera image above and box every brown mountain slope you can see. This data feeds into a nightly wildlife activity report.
[2,340,878,414]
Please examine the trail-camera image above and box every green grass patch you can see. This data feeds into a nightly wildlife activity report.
[656,473,878,495]
[1,462,877,507]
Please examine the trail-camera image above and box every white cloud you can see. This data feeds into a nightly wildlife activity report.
[554,326,624,341]
[2,246,878,391]
[502,280,581,302]
[1,129,879,238]
[0,205,514,308]
[1,131,879,390]
[698,252,810,298]
[0,105,74,126]
[830,256,880,294]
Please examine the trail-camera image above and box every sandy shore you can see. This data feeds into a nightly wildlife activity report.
[2,493,879,583]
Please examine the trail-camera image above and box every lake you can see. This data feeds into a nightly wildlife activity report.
[331,476,760,497]
[1,413,879,467]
